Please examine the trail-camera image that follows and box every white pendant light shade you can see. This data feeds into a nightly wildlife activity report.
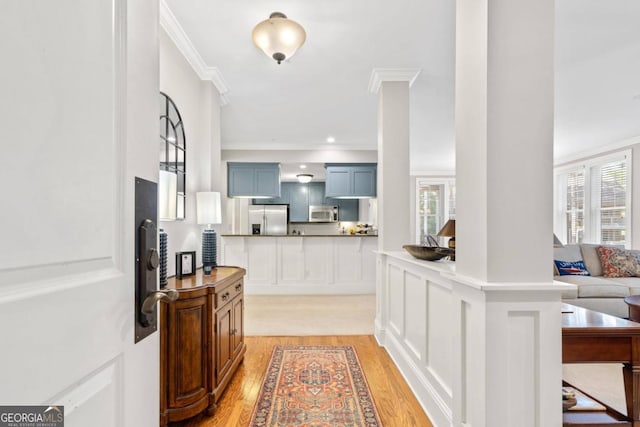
[159,170,177,221]
[196,192,222,225]
[252,12,306,64]
[296,174,313,183]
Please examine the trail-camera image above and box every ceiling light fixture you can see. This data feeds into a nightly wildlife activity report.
[326,136,336,143]
[296,174,313,183]
[299,164,307,169]
[252,12,306,64]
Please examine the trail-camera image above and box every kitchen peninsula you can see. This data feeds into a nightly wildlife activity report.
[220,234,377,294]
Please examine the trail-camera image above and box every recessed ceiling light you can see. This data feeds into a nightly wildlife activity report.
[326,136,336,143]
[299,164,307,169]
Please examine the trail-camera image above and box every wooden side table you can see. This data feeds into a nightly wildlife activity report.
[562,303,640,426]
[625,295,640,322]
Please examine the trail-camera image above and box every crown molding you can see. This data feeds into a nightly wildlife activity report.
[221,142,377,151]
[160,0,229,106]
[554,134,640,166]
[368,68,422,94]
[411,170,456,177]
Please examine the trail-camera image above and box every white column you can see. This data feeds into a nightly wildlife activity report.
[370,70,419,343]
[369,70,420,252]
[454,0,562,426]
[456,0,554,281]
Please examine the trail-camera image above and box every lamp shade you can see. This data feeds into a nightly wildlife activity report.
[553,234,564,248]
[437,219,456,237]
[252,12,306,64]
[159,170,177,221]
[196,192,222,225]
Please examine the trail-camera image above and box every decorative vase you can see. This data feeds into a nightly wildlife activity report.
[202,228,217,275]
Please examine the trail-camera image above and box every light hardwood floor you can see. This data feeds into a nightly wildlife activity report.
[174,335,433,427]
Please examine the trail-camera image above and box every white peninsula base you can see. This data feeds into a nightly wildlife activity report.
[221,235,377,295]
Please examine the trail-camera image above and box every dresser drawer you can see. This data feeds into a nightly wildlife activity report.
[214,279,243,308]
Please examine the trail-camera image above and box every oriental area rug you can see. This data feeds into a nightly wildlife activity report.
[249,345,383,427]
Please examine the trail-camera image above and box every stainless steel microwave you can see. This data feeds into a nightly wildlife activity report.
[309,205,339,222]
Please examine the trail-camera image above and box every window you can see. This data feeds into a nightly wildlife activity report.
[554,151,631,247]
[416,178,455,245]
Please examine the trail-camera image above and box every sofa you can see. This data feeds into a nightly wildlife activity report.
[554,243,640,318]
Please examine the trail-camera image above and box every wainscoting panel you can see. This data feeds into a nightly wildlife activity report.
[426,283,453,392]
[404,271,426,361]
[246,238,277,284]
[506,311,540,427]
[278,238,305,282]
[377,252,568,427]
[388,264,405,337]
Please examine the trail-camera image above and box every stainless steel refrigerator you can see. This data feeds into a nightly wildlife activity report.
[248,205,288,235]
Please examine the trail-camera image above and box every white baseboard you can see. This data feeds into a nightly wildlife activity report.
[244,282,375,295]
[382,332,453,427]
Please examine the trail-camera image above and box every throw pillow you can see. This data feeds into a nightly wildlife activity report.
[597,246,640,278]
[554,260,591,276]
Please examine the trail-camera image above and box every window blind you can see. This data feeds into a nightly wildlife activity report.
[418,184,443,244]
[565,170,585,244]
[554,150,631,247]
[598,160,627,245]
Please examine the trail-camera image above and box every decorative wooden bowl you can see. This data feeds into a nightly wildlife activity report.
[402,245,449,261]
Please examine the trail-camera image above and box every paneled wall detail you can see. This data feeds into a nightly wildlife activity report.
[376,251,567,427]
[221,236,377,294]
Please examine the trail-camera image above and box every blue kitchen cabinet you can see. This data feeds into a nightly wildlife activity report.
[284,182,309,222]
[324,164,377,198]
[228,162,280,198]
[338,199,359,221]
[308,182,325,206]
[254,182,290,205]
[326,197,358,221]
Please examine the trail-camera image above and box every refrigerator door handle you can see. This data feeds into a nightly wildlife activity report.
[264,214,267,235]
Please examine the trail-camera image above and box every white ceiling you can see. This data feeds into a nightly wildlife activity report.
[164,0,640,171]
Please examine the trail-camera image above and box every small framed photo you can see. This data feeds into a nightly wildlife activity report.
[175,251,196,279]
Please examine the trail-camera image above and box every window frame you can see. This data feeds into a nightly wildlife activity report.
[554,149,632,247]
[415,177,456,245]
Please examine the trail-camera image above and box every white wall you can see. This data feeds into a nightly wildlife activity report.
[159,29,222,276]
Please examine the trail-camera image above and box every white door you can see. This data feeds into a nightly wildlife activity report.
[0,1,160,426]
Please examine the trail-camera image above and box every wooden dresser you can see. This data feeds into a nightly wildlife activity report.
[159,266,246,426]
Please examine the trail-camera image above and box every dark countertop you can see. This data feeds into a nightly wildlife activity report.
[221,234,378,237]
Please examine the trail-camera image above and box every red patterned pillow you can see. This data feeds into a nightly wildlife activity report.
[597,246,640,277]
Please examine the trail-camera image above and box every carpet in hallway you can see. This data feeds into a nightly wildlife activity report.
[249,345,382,427]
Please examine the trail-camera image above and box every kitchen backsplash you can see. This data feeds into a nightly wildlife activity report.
[288,222,377,235]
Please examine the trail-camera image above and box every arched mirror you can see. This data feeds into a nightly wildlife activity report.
[159,92,186,220]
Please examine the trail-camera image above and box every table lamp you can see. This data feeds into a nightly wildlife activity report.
[196,192,222,275]
[553,234,564,248]
[437,219,456,249]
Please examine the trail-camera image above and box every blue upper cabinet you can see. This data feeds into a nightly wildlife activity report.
[308,182,325,206]
[228,162,280,198]
[285,182,309,222]
[324,163,377,198]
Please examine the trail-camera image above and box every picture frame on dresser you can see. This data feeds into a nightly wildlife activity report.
[175,251,196,279]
